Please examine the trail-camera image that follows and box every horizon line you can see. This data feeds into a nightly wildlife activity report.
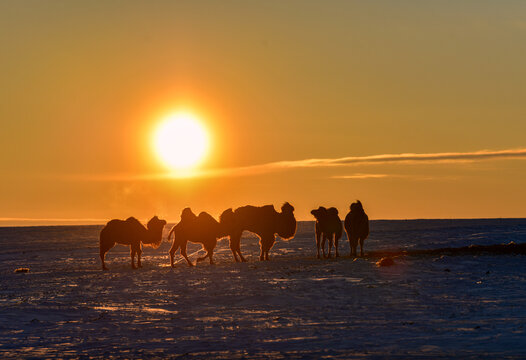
[2,216,526,227]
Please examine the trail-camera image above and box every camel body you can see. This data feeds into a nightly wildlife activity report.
[311,206,343,258]
[99,216,166,270]
[168,209,226,267]
[220,202,297,262]
[344,201,369,257]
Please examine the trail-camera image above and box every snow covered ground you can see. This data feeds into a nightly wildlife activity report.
[1,220,526,358]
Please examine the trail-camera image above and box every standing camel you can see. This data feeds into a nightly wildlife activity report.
[99,216,166,270]
[311,206,343,258]
[344,201,369,257]
[168,208,227,267]
[220,202,297,262]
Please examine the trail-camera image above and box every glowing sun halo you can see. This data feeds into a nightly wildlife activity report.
[153,112,209,172]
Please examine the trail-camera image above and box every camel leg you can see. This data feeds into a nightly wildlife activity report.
[99,240,114,271]
[196,250,214,264]
[100,249,109,271]
[208,248,215,264]
[234,235,247,262]
[335,235,340,258]
[230,231,245,262]
[327,235,334,259]
[260,234,275,261]
[207,240,217,264]
[229,234,240,262]
[130,247,137,269]
[315,230,321,259]
[180,242,193,267]
[196,249,209,263]
[265,235,275,261]
[322,235,328,258]
[349,238,356,257]
[169,241,180,268]
[137,246,143,268]
[359,237,365,257]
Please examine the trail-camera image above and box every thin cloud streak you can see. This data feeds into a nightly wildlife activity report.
[331,174,390,179]
[271,148,526,168]
[67,147,526,181]
[205,147,526,177]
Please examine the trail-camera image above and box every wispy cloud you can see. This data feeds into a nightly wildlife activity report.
[65,147,526,181]
[331,173,391,179]
[204,147,526,177]
[269,148,526,169]
[330,173,462,181]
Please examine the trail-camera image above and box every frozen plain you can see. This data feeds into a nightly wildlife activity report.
[1,219,526,359]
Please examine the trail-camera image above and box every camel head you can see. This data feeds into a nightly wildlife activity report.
[327,207,339,217]
[144,215,167,248]
[181,207,197,222]
[277,202,296,240]
[350,200,364,213]
[310,206,328,221]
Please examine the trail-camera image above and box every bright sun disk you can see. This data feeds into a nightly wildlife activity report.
[153,112,209,172]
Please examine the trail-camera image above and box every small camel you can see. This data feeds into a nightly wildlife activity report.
[99,216,166,270]
[168,208,226,267]
[344,200,369,257]
[311,206,343,258]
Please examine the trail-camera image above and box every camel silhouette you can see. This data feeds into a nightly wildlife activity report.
[168,208,227,267]
[344,200,369,257]
[99,216,166,270]
[311,206,343,258]
[220,202,297,261]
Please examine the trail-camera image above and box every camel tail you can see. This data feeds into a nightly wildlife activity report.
[167,226,176,243]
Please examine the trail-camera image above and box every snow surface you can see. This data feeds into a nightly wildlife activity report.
[1,219,526,358]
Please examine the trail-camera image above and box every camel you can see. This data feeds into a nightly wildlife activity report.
[167,208,226,267]
[344,200,369,257]
[99,216,166,270]
[311,206,343,258]
[219,202,297,262]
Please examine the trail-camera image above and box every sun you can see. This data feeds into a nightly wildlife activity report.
[153,111,209,172]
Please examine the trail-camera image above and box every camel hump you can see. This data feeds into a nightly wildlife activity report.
[234,204,260,217]
[124,217,146,233]
[198,211,218,224]
[219,208,234,222]
[261,204,276,213]
[198,212,220,232]
[327,207,339,216]
[181,207,197,222]
[281,202,294,213]
[105,218,124,227]
[311,206,328,220]
[125,216,139,224]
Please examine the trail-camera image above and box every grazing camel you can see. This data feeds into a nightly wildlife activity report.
[168,208,226,267]
[344,200,369,257]
[99,216,166,270]
[220,202,297,262]
[311,206,343,258]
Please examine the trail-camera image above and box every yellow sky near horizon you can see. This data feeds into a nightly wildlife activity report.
[1,1,526,225]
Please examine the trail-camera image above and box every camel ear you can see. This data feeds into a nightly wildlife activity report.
[282,202,294,213]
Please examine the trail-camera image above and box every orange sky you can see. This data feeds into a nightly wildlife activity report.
[1,1,526,225]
